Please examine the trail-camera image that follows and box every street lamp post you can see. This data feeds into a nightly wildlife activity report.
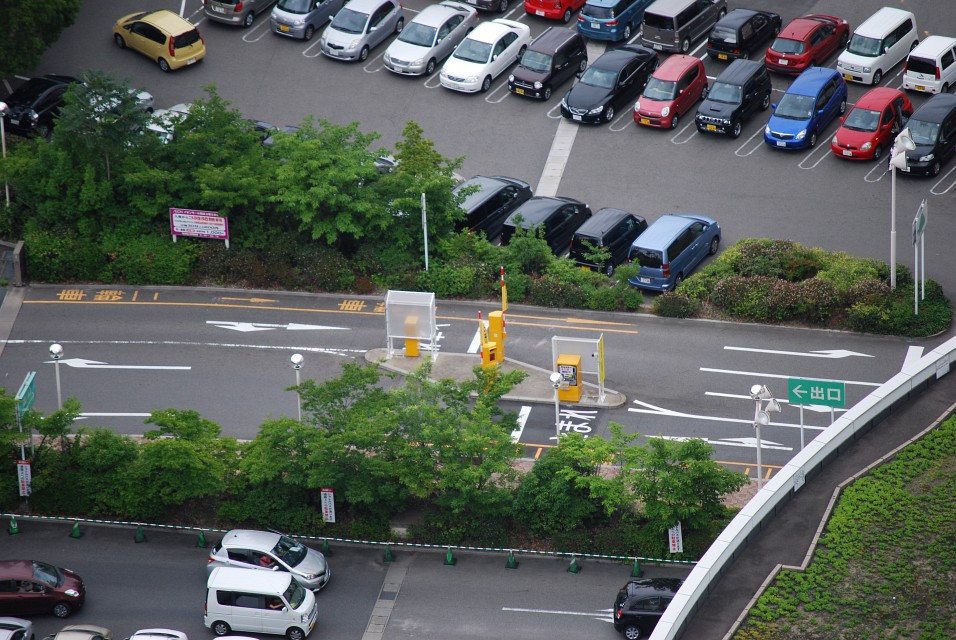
[549,372,562,441]
[290,353,304,421]
[0,101,10,207]
[889,127,916,290]
[49,343,64,409]
[750,384,781,489]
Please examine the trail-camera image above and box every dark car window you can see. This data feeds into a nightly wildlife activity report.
[906,56,936,75]
[711,25,736,43]
[632,248,663,268]
[668,229,694,259]
[708,81,742,104]
[771,38,804,55]
[132,21,166,44]
[629,596,661,611]
[644,13,676,31]
[173,28,202,49]
[227,549,254,564]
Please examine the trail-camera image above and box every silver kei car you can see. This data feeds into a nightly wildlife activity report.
[207,529,331,591]
[319,0,404,62]
[383,2,478,76]
[271,0,346,41]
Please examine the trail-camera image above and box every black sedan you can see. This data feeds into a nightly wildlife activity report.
[1,74,78,138]
[453,175,533,241]
[500,195,592,255]
[560,45,658,124]
[707,8,782,62]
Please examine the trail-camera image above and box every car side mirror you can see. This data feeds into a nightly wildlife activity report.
[492,54,498,61]
[370,24,379,31]
[771,102,777,110]
[840,116,846,123]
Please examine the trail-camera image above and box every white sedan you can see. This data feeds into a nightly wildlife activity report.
[0,618,34,640]
[439,18,531,93]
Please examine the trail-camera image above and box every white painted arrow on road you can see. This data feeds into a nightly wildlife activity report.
[45,358,191,370]
[206,321,349,333]
[724,346,874,359]
[656,435,792,451]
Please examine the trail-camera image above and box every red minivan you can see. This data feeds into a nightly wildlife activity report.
[0,560,86,618]
[634,54,708,130]
[830,87,913,161]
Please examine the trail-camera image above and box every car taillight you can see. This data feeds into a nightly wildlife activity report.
[169,36,175,57]
[577,14,584,21]
[662,262,670,278]
[936,66,941,80]
[234,1,244,12]
[199,29,204,44]
[607,19,618,26]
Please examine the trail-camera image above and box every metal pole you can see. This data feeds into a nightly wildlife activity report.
[290,353,304,421]
[295,369,301,421]
[799,404,805,451]
[753,397,763,489]
[421,193,429,271]
[54,360,62,409]
[914,241,918,315]
[0,113,9,208]
[890,155,897,290]
[920,233,925,301]
[553,385,561,441]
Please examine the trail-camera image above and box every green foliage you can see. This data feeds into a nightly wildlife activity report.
[502,222,555,274]
[0,0,81,76]
[653,291,701,317]
[100,232,199,285]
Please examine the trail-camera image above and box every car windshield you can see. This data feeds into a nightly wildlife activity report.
[277,0,312,13]
[774,93,814,119]
[907,119,940,145]
[454,38,492,64]
[771,37,804,55]
[32,561,62,587]
[520,50,552,73]
[847,33,881,57]
[707,81,741,104]
[711,26,737,44]
[331,8,368,34]
[580,67,616,89]
[642,77,677,100]
[842,107,880,132]
[399,22,437,47]
[273,535,309,566]
[632,248,663,269]
[283,577,308,608]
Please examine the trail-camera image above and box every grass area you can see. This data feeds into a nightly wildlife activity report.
[732,415,956,640]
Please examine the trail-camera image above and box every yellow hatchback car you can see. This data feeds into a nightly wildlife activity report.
[112,10,206,72]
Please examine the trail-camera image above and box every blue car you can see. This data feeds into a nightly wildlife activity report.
[627,213,720,291]
[764,67,847,150]
[577,0,654,43]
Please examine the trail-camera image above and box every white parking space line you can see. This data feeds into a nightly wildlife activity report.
[363,52,387,73]
[303,41,323,58]
[546,102,562,119]
[423,72,442,88]
[607,109,634,132]
[797,137,836,170]
[242,21,272,43]
[930,165,956,194]
[535,117,581,196]
[510,405,531,441]
[485,79,512,104]
[734,127,764,156]
[670,121,697,144]
[467,327,483,354]
[864,161,888,182]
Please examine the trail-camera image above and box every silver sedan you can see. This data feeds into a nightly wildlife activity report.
[384,1,478,76]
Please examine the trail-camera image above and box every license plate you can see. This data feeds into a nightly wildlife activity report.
[573,114,582,121]
[776,140,786,147]
[465,0,475,3]
[10,118,18,126]
[706,124,717,131]
[842,73,853,81]
[639,277,651,283]
[328,49,339,56]
[640,117,650,125]
[279,25,290,32]
[916,85,925,91]
[718,53,727,60]
[591,22,599,29]
[516,88,525,95]
[653,44,662,51]
[536,9,544,15]
[213,5,225,12]
[843,150,853,156]
[581,266,590,271]
[187,57,196,64]
[778,59,788,65]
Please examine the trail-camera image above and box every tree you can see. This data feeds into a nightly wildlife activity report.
[0,0,81,76]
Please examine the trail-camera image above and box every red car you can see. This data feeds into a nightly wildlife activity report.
[634,55,708,129]
[765,14,849,74]
[524,0,586,23]
[830,87,914,161]
[0,560,86,618]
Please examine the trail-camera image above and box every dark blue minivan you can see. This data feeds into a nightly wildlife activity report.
[627,213,720,291]
[577,0,655,42]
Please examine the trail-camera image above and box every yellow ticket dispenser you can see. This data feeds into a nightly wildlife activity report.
[556,354,582,403]
[488,310,506,361]
[404,316,419,357]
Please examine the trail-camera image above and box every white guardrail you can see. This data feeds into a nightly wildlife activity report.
[649,334,956,640]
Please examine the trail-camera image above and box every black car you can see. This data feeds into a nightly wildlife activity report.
[509,27,588,101]
[453,175,533,241]
[1,74,78,138]
[569,207,647,275]
[901,93,956,177]
[695,58,772,138]
[560,45,658,124]
[706,8,781,62]
[612,578,683,640]
[500,196,592,255]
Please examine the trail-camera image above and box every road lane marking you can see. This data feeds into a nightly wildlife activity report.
[44,358,191,370]
[629,398,824,430]
[723,346,873,359]
[705,392,839,416]
[207,321,349,332]
[699,367,881,387]
[656,435,792,451]
[511,405,531,442]
[8,339,363,357]
[536,117,581,197]
[502,607,613,622]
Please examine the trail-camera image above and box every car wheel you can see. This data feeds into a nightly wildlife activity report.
[359,45,370,61]
[604,105,615,122]
[481,75,492,92]
[497,0,508,12]
[114,34,126,49]
[426,58,436,75]
[670,112,679,129]
[675,273,683,288]
[243,11,255,28]
[872,69,882,85]
[623,24,632,40]
[304,25,315,41]
[578,59,587,73]
[53,602,72,618]
[38,122,52,139]
[730,121,742,138]
[773,24,780,37]
[872,144,883,161]
[212,623,230,637]
[286,628,305,640]
[158,57,171,72]
[717,8,726,19]
[604,263,615,277]
[808,131,817,148]
[562,8,572,23]
[680,38,690,53]
[709,236,719,255]
[700,84,708,100]
[518,44,527,59]
[622,625,643,640]
[942,83,950,94]
[395,17,404,34]
[931,160,941,177]
[543,85,552,100]
[839,98,846,115]
[760,92,770,110]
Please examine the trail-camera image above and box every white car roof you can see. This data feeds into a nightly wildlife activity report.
[128,630,187,640]
[465,19,524,45]
[220,529,282,550]
[413,1,469,26]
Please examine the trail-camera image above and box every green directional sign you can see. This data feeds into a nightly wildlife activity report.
[788,377,846,408]
[15,371,37,414]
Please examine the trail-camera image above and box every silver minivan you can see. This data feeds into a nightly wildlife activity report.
[204,0,279,28]
[271,0,346,40]
[319,0,405,61]
[640,0,727,54]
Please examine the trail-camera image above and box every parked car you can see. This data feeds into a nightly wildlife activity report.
[764,14,849,75]
[627,213,720,291]
[439,19,531,93]
[577,0,654,43]
[836,7,918,85]
[207,529,331,591]
[0,560,85,618]
[612,578,683,640]
[204,0,279,27]
[146,103,193,144]
[508,27,587,100]
[384,1,478,76]
[695,58,771,138]
[561,44,657,124]
[125,631,186,640]
[270,0,346,40]
[0,75,78,138]
[903,35,956,94]
[319,0,404,62]
[831,87,912,161]
[897,93,956,177]
[569,208,647,275]
[639,0,727,55]
[43,628,110,640]
[634,54,708,129]
[500,196,592,255]
[706,8,781,62]
[452,175,533,240]
[764,67,847,150]
[525,0,584,24]
[112,10,206,72]
[0,618,33,640]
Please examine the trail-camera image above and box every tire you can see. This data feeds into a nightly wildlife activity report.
[543,85,552,100]
[717,8,726,19]
[604,105,615,122]
[497,0,508,12]
[670,112,679,129]
[304,25,315,41]
[158,57,171,72]
[760,92,770,110]
[942,83,950,94]
[773,24,781,37]
[674,273,683,288]
[287,628,305,640]
[359,45,370,61]
[481,75,492,92]
[623,24,632,40]
[709,236,719,255]
[872,69,882,85]
[839,98,846,115]
[518,45,527,59]
[808,131,817,148]
[425,58,436,75]
[578,59,587,73]
[212,622,230,637]
[38,122,52,139]
[114,34,126,49]
[730,121,742,138]
[395,17,404,34]
[562,8,572,24]
[53,602,72,618]
[930,160,941,177]
[243,11,255,28]
[680,38,690,53]
[604,263,615,277]
[872,144,884,161]
[622,624,643,640]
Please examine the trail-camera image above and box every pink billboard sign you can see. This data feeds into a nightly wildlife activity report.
[169,208,229,240]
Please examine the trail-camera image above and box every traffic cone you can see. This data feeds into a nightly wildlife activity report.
[197,530,207,548]
[630,558,643,578]
[567,556,581,574]
[321,538,331,556]
[505,550,518,570]
[69,522,83,539]
[134,525,146,543]
[383,545,394,563]
[7,516,19,535]
[444,547,457,566]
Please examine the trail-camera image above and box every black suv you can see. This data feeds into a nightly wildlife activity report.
[612,578,683,640]
[501,196,592,255]
[509,27,588,101]
[695,58,771,138]
[453,175,533,241]
[1,74,78,138]
[706,8,781,62]
[569,207,647,275]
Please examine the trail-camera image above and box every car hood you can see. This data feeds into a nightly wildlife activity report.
[637,97,674,115]
[442,54,489,77]
[564,81,613,110]
[833,126,878,147]
[697,99,739,119]
[386,39,432,61]
[293,547,329,575]
[512,64,549,84]
[323,25,365,46]
[905,142,938,160]
[767,113,810,135]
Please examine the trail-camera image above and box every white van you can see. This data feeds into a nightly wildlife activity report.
[903,35,956,94]
[836,7,919,85]
[204,567,318,640]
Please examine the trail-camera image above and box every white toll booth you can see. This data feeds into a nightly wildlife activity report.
[385,290,438,358]
[551,335,606,402]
